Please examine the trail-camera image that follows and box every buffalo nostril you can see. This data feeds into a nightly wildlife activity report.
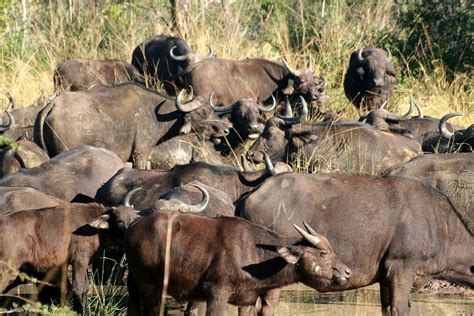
[223,128,229,136]
[345,268,352,277]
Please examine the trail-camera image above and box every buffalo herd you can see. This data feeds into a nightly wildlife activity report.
[0,34,472,316]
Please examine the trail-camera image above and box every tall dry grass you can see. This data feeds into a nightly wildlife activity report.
[1,1,472,126]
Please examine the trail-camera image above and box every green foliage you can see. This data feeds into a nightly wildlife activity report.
[0,135,17,149]
[393,0,473,73]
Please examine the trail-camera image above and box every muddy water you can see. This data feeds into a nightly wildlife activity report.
[167,284,474,315]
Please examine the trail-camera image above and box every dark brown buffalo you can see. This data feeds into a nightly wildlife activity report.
[237,173,474,315]
[247,98,421,174]
[96,158,292,209]
[422,113,473,153]
[182,56,326,111]
[0,145,124,201]
[131,35,212,94]
[0,203,107,313]
[53,59,141,92]
[0,186,60,215]
[118,212,350,315]
[0,137,49,177]
[384,153,474,234]
[344,47,397,112]
[34,83,230,169]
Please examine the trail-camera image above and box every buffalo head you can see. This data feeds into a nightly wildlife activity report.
[247,96,308,163]
[282,58,326,109]
[212,95,276,140]
[176,88,231,144]
[344,47,397,111]
[279,222,351,288]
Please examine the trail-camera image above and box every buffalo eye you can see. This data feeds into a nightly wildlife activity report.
[320,251,329,258]
[117,221,126,231]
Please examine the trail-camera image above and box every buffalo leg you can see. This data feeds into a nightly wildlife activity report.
[71,258,89,315]
[206,291,229,316]
[238,305,256,316]
[127,274,142,316]
[386,266,416,316]
[379,282,390,316]
[184,301,199,316]
[260,289,280,316]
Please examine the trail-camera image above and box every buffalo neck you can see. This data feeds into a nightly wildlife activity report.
[237,169,270,191]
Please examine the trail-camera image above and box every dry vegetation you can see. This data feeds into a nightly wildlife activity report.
[0,0,472,313]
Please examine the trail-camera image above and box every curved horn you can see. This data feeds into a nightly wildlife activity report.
[240,154,253,172]
[170,46,188,61]
[357,47,365,62]
[176,87,203,112]
[284,97,293,118]
[257,95,276,112]
[212,100,236,114]
[206,46,214,58]
[294,223,321,246]
[279,96,307,126]
[379,101,413,121]
[177,183,209,213]
[123,187,142,207]
[208,92,216,111]
[282,59,300,76]
[0,110,15,131]
[378,100,388,110]
[263,152,277,176]
[439,112,463,139]
[385,47,392,60]
[411,99,424,119]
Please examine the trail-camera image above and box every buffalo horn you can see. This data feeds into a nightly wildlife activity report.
[170,46,189,61]
[208,92,216,111]
[379,101,413,121]
[257,95,276,112]
[284,97,293,118]
[279,96,308,126]
[357,47,365,62]
[294,223,321,246]
[206,46,214,58]
[240,154,253,172]
[386,47,392,60]
[263,152,277,176]
[282,59,300,76]
[439,112,463,139]
[123,187,142,207]
[178,183,209,213]
[176,87,203,112]
[378,100,388,110]
[0,110,14,131]
[411,99,424,119]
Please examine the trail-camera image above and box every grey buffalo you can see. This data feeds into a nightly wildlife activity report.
[238,172,474,315]
[34,83,230,169]
[54,59,141,92]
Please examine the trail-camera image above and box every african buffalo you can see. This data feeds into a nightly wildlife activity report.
[96,156,292,208]
[238,172,474,315]
[0,186,60,215]
[384,153,474,234]
[181,55,326,110]
[0,145,124,201]
[119,212,350,315]
[422,113,473,153]
[0,137,49,177]
[344,47,397,112]
[34,83,230,169]
[247,97,421,174]
[0,106,41,140]
[53,59,141,92]
[0,202,107,313]
[131,35,212,94]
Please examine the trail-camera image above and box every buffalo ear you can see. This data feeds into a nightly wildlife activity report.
[282,79,295,95]
[88,214,110,230]
[179,121,192,134]
[291,133,318,148]
[278,246,303,265]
